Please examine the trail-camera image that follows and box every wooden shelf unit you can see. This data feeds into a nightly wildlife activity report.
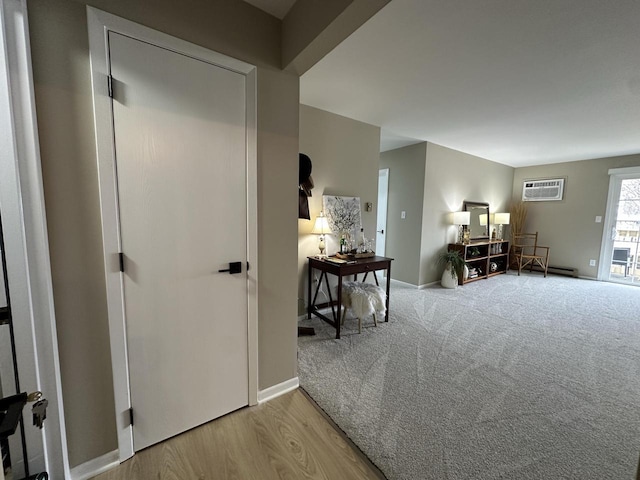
[448,240,510,285]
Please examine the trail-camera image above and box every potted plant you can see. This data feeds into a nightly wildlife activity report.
[438,249,466,289]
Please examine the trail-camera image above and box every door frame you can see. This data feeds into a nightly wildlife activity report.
[87,7,259,462]
[0,0,68,477]
[376,168,389,257]
[598,166,640,282]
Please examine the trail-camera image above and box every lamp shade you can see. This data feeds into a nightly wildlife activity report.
[311,213,332,234]
[452,211,470,226]
[494,212,510,225]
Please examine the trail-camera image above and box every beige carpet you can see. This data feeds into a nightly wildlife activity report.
[298,273,640,479]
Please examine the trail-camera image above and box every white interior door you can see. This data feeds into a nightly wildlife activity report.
[376,168,389,256]
[109,32,249,451]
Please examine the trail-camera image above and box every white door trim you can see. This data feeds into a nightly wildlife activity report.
[0,0,68,477]
[376,168,389,257]
[597,166,640,281]
[87,7,259,462]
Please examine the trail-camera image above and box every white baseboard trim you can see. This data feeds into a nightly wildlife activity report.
[258,377,299,404]
[67,378,299,479]
[66,377,298,479]
[389,278,420,288]
[419,280,439,289]
[70,449,119,480]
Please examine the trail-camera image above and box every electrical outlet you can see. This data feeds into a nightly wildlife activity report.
[401,211,406,219]
[589,259,596,267]
[595,216,602,223]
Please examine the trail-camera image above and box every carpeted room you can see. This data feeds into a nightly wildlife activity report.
[297,123,640,478]
[297,3,640,478]
[298,273,640,479]
[297,140,640,480]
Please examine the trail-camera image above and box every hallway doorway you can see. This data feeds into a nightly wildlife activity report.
[376,169,389,256]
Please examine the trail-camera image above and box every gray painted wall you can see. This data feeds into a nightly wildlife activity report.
[512,154,640,278]
[378,142,514,286]
[420,143,515,285]
[282,0,351,68]
[298,105,380,313]
[282,0,390,74]
[379,143,427,285]
[381,144,640,284]
[28,0,298,467]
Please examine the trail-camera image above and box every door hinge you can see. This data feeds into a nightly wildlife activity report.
[119,252,124,273]
[107,74,114,98]
[128,407,134,426]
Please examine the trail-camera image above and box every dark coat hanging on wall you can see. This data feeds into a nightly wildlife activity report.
[299,153,314,219]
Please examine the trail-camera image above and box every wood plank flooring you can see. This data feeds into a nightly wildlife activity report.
[93,389,386,480]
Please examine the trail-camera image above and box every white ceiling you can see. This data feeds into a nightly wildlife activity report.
[301,0,640,167]
[242,0,296,19]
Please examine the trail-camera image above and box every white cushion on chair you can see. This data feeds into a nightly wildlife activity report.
[341,282,386,320]
[361,283,386,314]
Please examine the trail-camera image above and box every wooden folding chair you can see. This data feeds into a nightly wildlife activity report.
[512,232,550,277]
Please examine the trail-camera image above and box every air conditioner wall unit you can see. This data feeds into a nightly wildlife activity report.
[522,178,565,202]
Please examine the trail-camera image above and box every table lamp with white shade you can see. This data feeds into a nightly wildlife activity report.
[494,212,510,241]
[452,211,470,244]
[311,211,332,256]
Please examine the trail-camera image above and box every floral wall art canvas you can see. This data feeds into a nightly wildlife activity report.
[323,195,362,242]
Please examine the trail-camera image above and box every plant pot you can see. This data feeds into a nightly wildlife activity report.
[441,263,458,289]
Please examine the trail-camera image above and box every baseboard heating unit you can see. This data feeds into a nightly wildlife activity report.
[530,265,578,277]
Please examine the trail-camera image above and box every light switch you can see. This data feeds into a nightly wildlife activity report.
[595,216,602,223]
[401,211,406,219]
